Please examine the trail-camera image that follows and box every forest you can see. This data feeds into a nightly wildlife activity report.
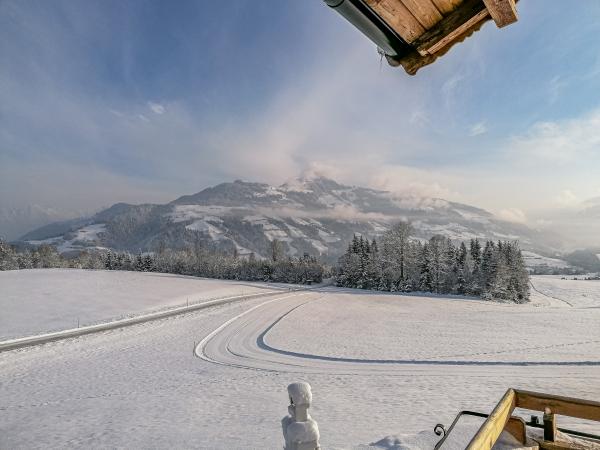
[1,221,530,302]
[0,239,325,284]
[336,222,530,303]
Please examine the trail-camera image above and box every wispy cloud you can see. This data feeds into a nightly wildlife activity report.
[547,76,567,105]
[497,208,527,224]
[469,121,487,136]
[148,102,165,114]
[555,189,580,207]
[511,109,600,163]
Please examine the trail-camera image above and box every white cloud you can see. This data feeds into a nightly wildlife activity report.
[409,110,429,127]
[497,208,527,224]
[547,75,567,105]
[441,73,465,108]
[468,121,487,136]
[555,189,580,207]
[511,109,600,163]
[148,102,165,114]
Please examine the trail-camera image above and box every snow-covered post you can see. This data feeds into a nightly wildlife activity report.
[282,382,320,450]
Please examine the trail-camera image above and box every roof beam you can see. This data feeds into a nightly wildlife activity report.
[399,0,443,30]
[413,0,489,56]
[482,0,517,28]
[364,0,425,43]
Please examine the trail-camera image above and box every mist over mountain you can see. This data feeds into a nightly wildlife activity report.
[17,175,568,263]
[0,205,90,242]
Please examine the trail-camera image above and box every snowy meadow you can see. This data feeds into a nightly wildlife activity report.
[1,270,599,448]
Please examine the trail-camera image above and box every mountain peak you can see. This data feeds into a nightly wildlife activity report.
[281,173,346,193]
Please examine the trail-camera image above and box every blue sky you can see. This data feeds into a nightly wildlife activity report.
[1,0,600,241]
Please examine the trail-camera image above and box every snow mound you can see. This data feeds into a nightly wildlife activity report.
[288,382,312,406]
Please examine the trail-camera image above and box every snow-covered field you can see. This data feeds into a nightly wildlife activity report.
[0,269,278,340]
[521,250,572,270]
[1,272,599,449]
[529,274,600,308]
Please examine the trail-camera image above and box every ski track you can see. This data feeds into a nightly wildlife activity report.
[196,288,600,375]
[529,280,574,307]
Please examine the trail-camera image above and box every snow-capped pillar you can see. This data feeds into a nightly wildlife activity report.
[282,382,320,450]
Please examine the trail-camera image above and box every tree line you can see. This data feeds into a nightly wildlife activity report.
[0,239,325,284]
[336,222,530,303]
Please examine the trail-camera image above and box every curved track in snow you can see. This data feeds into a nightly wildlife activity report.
[195,289,600,374]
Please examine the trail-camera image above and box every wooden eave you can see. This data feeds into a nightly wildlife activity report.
[360,0,518,74]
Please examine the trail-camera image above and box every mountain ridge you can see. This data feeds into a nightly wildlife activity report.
[16,175,564,262]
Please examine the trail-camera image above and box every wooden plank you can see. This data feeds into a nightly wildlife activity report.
[396,50,436,75]
[516,390,600,422]
[482,0,517,28]
[543,411,557,442]
[467,388,516,450]
[364,0,425,42]
[413,0,489,55]
[399,0,443,29]
[505,416,527,445]
[395,13,489,75]
[537,441,593,450]
[431,0,462,15]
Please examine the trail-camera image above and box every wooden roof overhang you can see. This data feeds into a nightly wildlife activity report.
[324,0,519,75]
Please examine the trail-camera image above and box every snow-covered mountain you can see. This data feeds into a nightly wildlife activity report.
[17,176,564,262]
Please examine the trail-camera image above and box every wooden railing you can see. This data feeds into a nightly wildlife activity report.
[466,389,600,449]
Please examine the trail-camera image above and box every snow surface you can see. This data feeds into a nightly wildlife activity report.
[26,224,107,253]
[529,274,600,308]
[185,219,226,240]
[169,204,234,222]
[1,273,599,449]
[522,251,572,269]
[0,269,278,340]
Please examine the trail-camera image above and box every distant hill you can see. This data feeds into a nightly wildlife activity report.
[0,205,87,241]
[17,175,568,263]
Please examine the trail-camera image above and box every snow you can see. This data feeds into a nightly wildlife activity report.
[185,219,225,240]
[1,273,599,448]
[265,285,600,364]
[318,193,349,208]
[454,208,491,224]
[288,382,312,405]
[169,205,233,222]
[412,220,481,241]
[522,251,572,269]
[73,223,106,241]
[369,221,388,233]
[286,420,319,443]
[0,269,278,340]
[360,424,512,450]
[309,239,328,254]
[25,236,62,246]
[280,178,314,193]
[26,223,108,253]
[286,224,307,238]
[318,229,339,243]
[243,214,268,224]
[243,215,290,242]
[530,275,600,308]
[291,217,311,226]
[253,185,287,199]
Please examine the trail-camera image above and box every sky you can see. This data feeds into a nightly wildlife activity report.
[1,0,600,245]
